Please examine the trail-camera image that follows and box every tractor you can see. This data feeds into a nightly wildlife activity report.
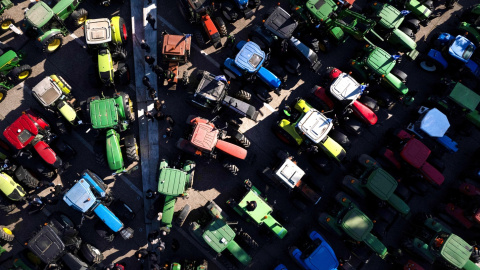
[419,33,480,80]
[83,93,137,173]
[168,260,208,270]
[403,216,480,270]
[248,6,322,76]
[84,16,130,88]
[156,158,195,231]
[3,109,75,172]
[187,70,259,121]
[23,0,88,53]
[222,40,283,102]
[227,179,288,239]
[343,154,411,216]
[32,74,82,128]
[260,150,322,207]
[176,115,250,175]
[273,99,348,162]
[161,33,191,90]
[220,0,260,22]
[318,192,389,260]
[26,213,104,269]
[380,0,435,23]
[348,44,413,108]
[63,169,135,242]
[189,201,257,267]
[177,0,227,48]
[460,4,480,30]
[289,231,340,270]
[0,49,32,104]
[0,0,14,33]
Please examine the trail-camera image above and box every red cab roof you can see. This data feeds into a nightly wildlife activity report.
[400,138,431,169]
[3,114,39,149]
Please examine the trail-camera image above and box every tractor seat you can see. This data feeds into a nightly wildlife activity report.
[419,162,444,186]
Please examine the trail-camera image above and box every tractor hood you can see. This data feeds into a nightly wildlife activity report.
[235,41,265,73]
[366,168,397,200]
[374,3,403,30]
[3,114,38,149]
[27,226,65,264]
[264,6,297,39]
[32,77,63,107]
[158,168,187,196]
[297,109,333,144]
[341,208,374,241]
[440,234,473,269]
[419,108,450,137]
[84,18,112,45]
[162,34,189,58]
[449,35,476,63]
[0,172,25,200]
[25,1,54,28]
[305,0,338,21]
[106,129,123,171]
[330,73,362,105]
[275,158,305,189]
[90,99,119,129]
[366,47,396,76]
[0,50,18,69]
[63,178,97,213]
[449,82,480,112]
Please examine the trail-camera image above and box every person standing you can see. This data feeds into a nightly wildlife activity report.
[140,40,151,53]
[145,55,155,67]
[146,13,156,30]
[144,111,155,122]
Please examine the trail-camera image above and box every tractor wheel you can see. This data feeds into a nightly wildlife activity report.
[214,17,227,37]
[250,84,272,103]
[249,0,260,8]
[15,166,39,189]
[429,157,445,172]
[193,30,206,49]
[375,207,396,224]
[233,131,250,148]
[399,27,415,40]
[186,161,195,188]
[221,2,238,22]
[94,141,107,167]
[0,197,16,213]
[80,243,103,264]
[95,222,115,242]
[10,65,32,84]
[42,33,63,53]
[375,92,395,110]
[391,68,408,83]
[303,36,320,54]
[269,65,288,83]
[0,16,14,32]
[117,17,128,44]
[318,38,331,53]
[272,124,297,146]
[0,87,7,104]
[116,64,130,85]
[283,57,301,76]
[0,226,14,242]
[223,163,239,175]
[112,47,127,62]
[70,8,88,27]
[234,90,251,102]
[176,204,191,227]
[120,92,135,122]
[402,18,421,34]
[359,96,379,112]
[419,60,439,72]
[239,231,259,250]
[343,118,363,136]
[329,130,351,150]
[310,154,333,175]
[125,136,139,163]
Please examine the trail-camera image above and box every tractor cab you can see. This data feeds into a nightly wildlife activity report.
[432,234,475,269]
[88,97,127,131]
[234,41,265,73]
[329,72,363,107]
[264,6,297,40]
[190,121,218,152]
[191,71,227,113]
[25,1,55,30]
[373,3,404,30]
[304,0,338,22]
[32,76,66,107]
[447,35,476,63]
[274,158,305,189]
[162,34,191,63]
[365,46,396,76]
[296,109,333,144]
[364,168,399,200]
[84,18,112,49]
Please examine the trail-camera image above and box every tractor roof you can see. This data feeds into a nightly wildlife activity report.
[27,225,65,264]
[190,122,218,152]
[162,34,189,56]
[0,50,18,68]
[374,3,403,30]
[449,82,480,112]
[84,18,112,45]
[0,172,25,200]
[203,219,235,253]
[330,73,362,104]
[448,35,475,63]
[418,108,450,137]
[157,168,187,196]
[400,138,430,169]
[3,114,39,149]
[341,208,373,241]
[440,234,473,269]
[195,72,226,102]
[25,1,54,28]
[63,178,96,213]
[305,0,338,21]
[297,109,333,144]
[89,99,119,129]
[264,6,298,39]
[366,47,396,75]
[275,158,305,189]
[237,189,272,225]
[366,168,397,200]
[305,240,339,270]
[235,41,265,73]
[32,77,62,107]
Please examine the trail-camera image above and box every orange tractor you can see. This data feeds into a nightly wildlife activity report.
[160,33,192,90]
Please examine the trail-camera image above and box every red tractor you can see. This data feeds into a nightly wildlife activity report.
[438,182,480,230]
[3,110,74,172]
[178,0,228,48]
[176,115,250,175]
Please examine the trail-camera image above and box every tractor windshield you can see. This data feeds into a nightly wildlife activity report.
[249,54,263,68]
[17,130,33,144]
[463,44,474,60]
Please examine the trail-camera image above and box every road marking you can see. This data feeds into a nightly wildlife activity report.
[69,33,85,47]
[263,102,276,112]
[157,14,220,69]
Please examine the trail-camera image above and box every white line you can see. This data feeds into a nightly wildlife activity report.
[263,102,276,112]
[69,33,86,47]
[118,175,142,196]
[157,14,221,69]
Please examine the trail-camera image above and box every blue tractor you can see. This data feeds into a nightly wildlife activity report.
[222,40,283,102]
[289,231,340,270]
[220,0,260,22]
[63,170,134,242]
[419,33,480,79]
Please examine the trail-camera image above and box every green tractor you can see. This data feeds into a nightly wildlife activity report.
[0,49,32,103]
[189,201,257,268]
[84,16,130,88]
[84,93,138,173]
[22,0,88,53]
[169,260,208,270]
[318,191,389,260]
[156,158,195,231]
[403,216,480,270]
[227,179,288,239]
[0,0,14,33]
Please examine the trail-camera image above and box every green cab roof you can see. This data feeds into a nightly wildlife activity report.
[375,3,403,29]
[0,50,18,69]
[90,99,119,129]
[341,208,374,241]
[238,190,272,225]
[366,47,396,75]
[449,82,480,112]
[306,0,338,21]
[366,168,397,200]
[440,234,473,268]
[157,168,187,196]
[203,219,235,253]
[25,1,54,28]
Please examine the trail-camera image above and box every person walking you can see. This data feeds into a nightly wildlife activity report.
[146,13,156,30]
[144,111,155,122]
[145,55,155,67]
[153,65,164,79]
[140,40,151,53]
[165,115,175,127]
[148,87,157,100]
[134,248,149,261]
[142,76,151,88]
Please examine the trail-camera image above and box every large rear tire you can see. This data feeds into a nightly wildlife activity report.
[42,33,63,54]
[0,197,16,213]
[223,163,239,175]
[0,226,14,242]
[125,136,139,163]
[0,16,14,33]
[194,30,206,49]
[15,166,39,189]
[70,8,88,27]
[215,17,227,37]
[10,65,32,84]
[0,87,7,104]
[80,243,104,264]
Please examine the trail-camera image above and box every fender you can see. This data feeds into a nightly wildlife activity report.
[320,136,346,161]
[257,67,282,89]
[352,100,378,125]
[57,101,77,124]
[294,99,312,113]
[287,36,321,72]
[411,238,436,263]
[50,75,71,95]
[363,233,388,259]
[329,68,342,80]
[406,0,432,21]
[93,204,124,232]
[113,94,126,120]
[236,40,247,51]
[278,119,303,145]
[445,203,473,229]
[81,170,107,197]
[349,61,368,81]
[426,48,448,69]
[328,25,346,42]
[342,175,367,198]
[466,110,480,128]
[33,141,62,168]
[388,28,417,51]
[311,85,334,111]
[223,58,243,77]
[215,139,247,160]
[25,110,49,130]
[380,148,402,169]
[105,129,124,171]
[110,16,124,46]
[291,248,309,269]
[38,29,62,44]
[383,72,409,95]
[465,59,480,78]
[387,193,410,215]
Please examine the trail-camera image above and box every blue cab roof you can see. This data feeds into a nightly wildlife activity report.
[63,179,96,213]
[234,41,265,73]
[449,35,476,63]
[307,231,339,270]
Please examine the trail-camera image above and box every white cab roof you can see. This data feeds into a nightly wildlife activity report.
[275,158,305,189]
[297,109,333,144]
[330,73,362,104]
[84,18,111,45]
